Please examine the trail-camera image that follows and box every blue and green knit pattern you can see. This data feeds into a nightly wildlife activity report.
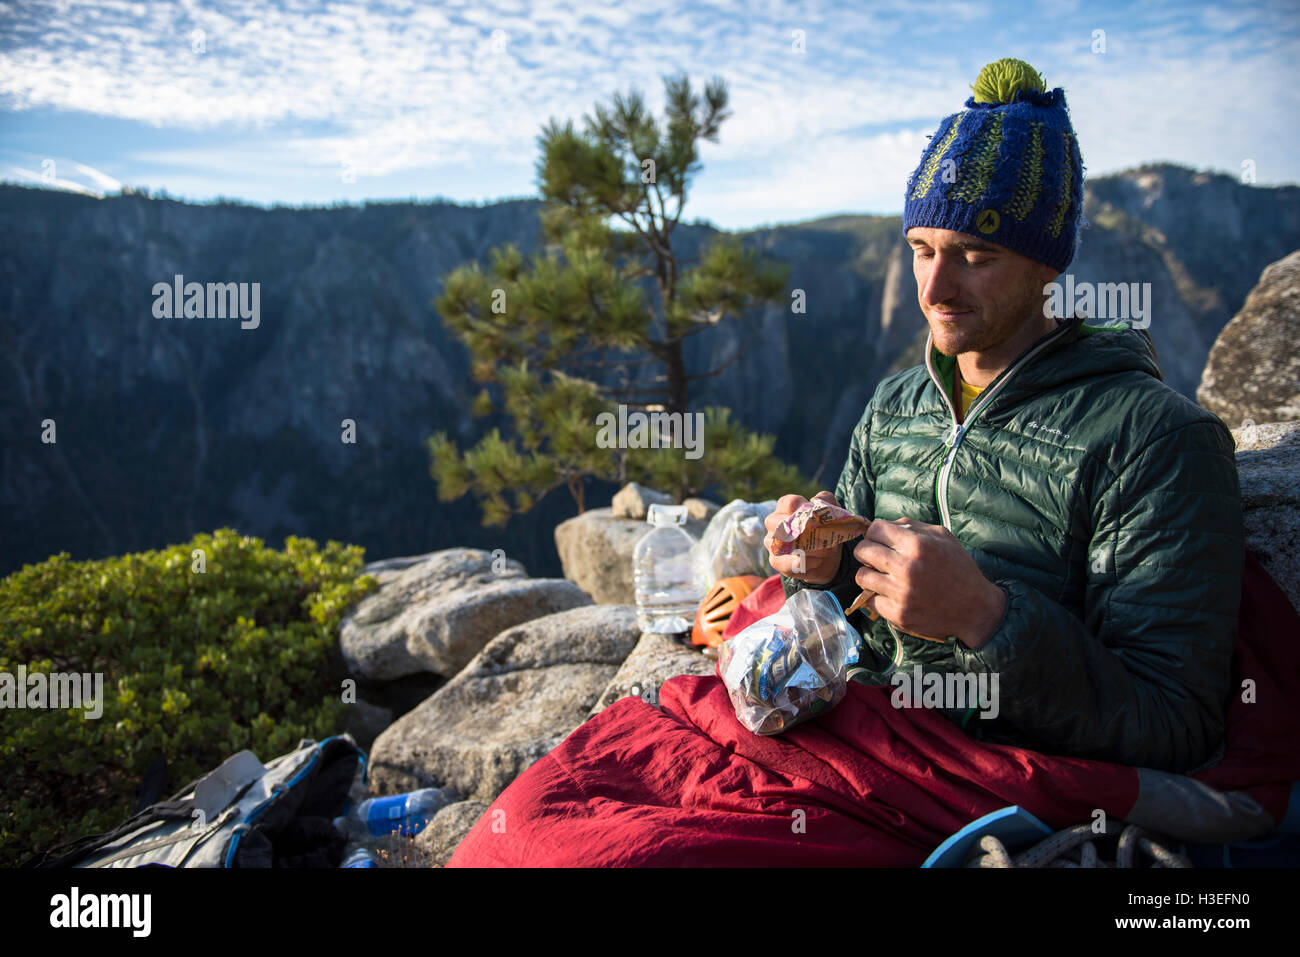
[902,58,1085,272]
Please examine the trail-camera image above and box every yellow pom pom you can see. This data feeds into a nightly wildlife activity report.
[971,58,1045,104]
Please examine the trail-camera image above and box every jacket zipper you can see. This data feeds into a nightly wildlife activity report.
[925,321,1074,528]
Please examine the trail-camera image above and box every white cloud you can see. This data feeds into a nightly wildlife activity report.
[69,160,122,193]
[0,0,1295,225]
[6,164,102,195]
[694,127,932,227]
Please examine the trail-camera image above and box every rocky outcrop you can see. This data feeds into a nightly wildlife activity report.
[682,497,722,523]
[1233,421,1300,613]
[611,482,673,520]
[553,508,648,604]
[1087,167,1300,395]
[554,504,709,605]
[339,548,591,679]
[1199,250,1300,427]
[366,604,642,801]
[415,800,490,868]
[399,576,593,677]
[588,632,718,716]
[360,553,450,577]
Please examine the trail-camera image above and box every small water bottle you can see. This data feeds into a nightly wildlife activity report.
[341,847,379,868]
[334,787,450,841]
[634,503,705,634]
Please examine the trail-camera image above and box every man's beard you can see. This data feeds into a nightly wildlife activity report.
[930,314,1014,356]
[927,279,1044,357]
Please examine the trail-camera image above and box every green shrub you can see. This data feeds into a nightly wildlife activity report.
[0,529,377,866]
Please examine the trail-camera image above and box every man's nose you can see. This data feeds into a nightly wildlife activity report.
[920,253,961,306]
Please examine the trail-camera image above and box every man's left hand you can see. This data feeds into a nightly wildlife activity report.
[851,518,1007,649]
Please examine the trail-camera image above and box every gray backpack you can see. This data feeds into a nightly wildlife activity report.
[24,734,365,868]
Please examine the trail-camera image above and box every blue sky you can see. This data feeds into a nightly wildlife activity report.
[1,0,1297,230]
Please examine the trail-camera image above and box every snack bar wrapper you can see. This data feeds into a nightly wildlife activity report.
[716,589,862,735]
[768,499,871,556]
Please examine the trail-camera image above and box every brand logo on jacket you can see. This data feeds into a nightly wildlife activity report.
[1025,419,1070,441]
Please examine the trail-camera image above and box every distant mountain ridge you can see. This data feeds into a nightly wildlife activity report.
[2,163,1297,577]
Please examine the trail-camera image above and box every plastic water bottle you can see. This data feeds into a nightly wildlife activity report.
[634,503,705,634]
[341,847,379,868]
[333,787,450,841]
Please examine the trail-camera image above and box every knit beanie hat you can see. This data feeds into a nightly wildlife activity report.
[902,58,1085,272]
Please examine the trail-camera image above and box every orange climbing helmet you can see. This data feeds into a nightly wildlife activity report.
[691,575,764,648]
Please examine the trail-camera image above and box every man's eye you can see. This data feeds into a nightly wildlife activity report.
[914,249,934,259]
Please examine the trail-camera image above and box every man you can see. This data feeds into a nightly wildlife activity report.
[765,59,1243,774]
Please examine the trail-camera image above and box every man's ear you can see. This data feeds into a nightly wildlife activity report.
[1035,266,1061,316]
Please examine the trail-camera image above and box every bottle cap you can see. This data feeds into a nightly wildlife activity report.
[646,503,688,526]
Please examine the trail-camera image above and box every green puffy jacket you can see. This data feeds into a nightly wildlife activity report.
[782,314,1244,773]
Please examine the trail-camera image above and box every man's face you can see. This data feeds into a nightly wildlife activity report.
[906,226,1057,357]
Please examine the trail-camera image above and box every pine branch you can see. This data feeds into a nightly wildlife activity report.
[564,354,660,373]
[684,340,752,381]
[651,178,681,240]
[597,384,670,398]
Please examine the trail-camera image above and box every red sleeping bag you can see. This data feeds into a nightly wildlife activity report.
[447,550,1300,866]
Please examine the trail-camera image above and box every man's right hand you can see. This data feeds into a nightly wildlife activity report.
[763,491,846,586]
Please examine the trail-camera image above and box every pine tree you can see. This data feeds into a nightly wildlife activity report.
[429,72,810,526]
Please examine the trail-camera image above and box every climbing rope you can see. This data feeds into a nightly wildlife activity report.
[963,818,1192,868]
